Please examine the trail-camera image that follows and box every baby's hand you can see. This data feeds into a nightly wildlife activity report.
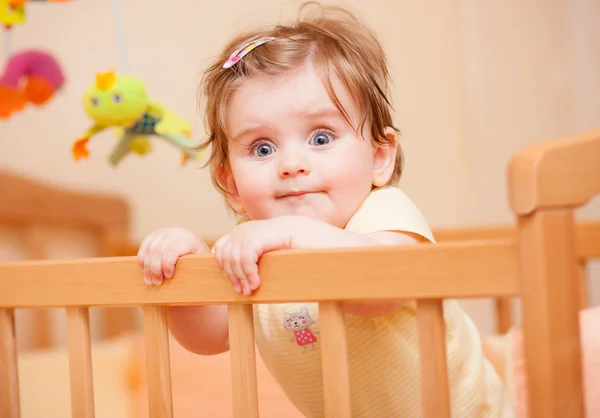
[137,227,209,285]
[212,219,292,296]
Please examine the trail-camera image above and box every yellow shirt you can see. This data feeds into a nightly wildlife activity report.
[253,186,513,417]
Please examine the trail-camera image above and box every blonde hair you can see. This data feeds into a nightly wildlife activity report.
[197,2,403,209]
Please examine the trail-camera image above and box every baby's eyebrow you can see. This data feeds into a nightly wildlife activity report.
[296,107,343,121]
[231,126,264,142]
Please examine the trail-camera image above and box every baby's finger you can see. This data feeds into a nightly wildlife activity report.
[227,242,246,281]
[142,232,163,261]
[142,233,164,285]
[240,242,260,291]
[219,242,242,294]
[159,235,197,279]
[228,243,250,295]
[149,244,166,286]
[137,233,153,270]
[161,246,181,280]
[212,236,226,267]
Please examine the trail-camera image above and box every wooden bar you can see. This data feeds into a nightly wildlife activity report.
[0,241,520,308]
[494,297,513,333]
[575,262,588,310]
[518,210,584,418]
[577,221,600,259]
[25,224,52,349]
[0,308,20,418]
[319,302,352,418]
[99,229,138,340]
[228,304,259,418]
[417,300,450,418]
[508,129,600,214]
[67,307,95,418]
[143,306,174,418]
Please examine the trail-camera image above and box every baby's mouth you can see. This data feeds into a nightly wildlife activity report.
[277,190,322,199]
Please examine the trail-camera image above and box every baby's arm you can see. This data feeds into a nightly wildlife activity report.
[213,215,419,318]
[284,217,419,318]
[167,305,229,355]
[138,227,230,355]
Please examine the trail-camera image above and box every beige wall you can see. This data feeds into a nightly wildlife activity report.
[0,0,598,339]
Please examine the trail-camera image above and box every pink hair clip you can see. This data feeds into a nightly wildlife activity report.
[223,36,277,69]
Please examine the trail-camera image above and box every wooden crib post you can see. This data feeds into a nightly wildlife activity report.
[26,224,52,349]
[66,307,95,418]
[494,298,512,333]
[228,304,259,418]
[517,210,584,418]
[417,300,450,418]
[143,306,174,418]
[508,129,600,418]
[99,228,138,340]
[575,261,588,310]
[0,308,20,418]
[319,302,352,417]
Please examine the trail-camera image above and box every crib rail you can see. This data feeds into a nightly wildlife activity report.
[0,239,518,418]
[0,240,518,308]
[104,220,600,336]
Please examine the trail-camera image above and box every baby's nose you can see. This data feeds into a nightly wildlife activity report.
[278,158,311,178]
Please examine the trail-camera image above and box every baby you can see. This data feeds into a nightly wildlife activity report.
[137,3,512,417]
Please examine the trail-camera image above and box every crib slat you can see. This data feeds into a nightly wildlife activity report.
[575,261,588,310]
[143,306,174,418]
[417,300,450,418]
[0,308,20,418]
[494,297,513,333]
[319,302,351,418]
[67,307,95,418]
[26,224,52,349]
[228,304,259,418]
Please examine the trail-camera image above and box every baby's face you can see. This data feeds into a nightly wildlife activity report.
[224,62,378,227]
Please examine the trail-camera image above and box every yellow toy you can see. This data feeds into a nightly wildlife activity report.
[0,0,25,28]
[0,0,72,29]
[72,71,204,167]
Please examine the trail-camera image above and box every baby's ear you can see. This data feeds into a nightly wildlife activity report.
[216,163,245,213]
[372,127,398,187]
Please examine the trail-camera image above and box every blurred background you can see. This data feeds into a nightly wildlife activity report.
[1,1,599,416]
[0,0,598,351]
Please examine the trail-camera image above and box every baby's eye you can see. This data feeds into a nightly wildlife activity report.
[310,132,332,146]
[252,143,275,157]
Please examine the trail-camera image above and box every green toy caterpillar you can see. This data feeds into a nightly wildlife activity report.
[72,71,204,166]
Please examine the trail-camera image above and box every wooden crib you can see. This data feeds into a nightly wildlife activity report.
[0,128,599,418]
[0,169,136,348]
